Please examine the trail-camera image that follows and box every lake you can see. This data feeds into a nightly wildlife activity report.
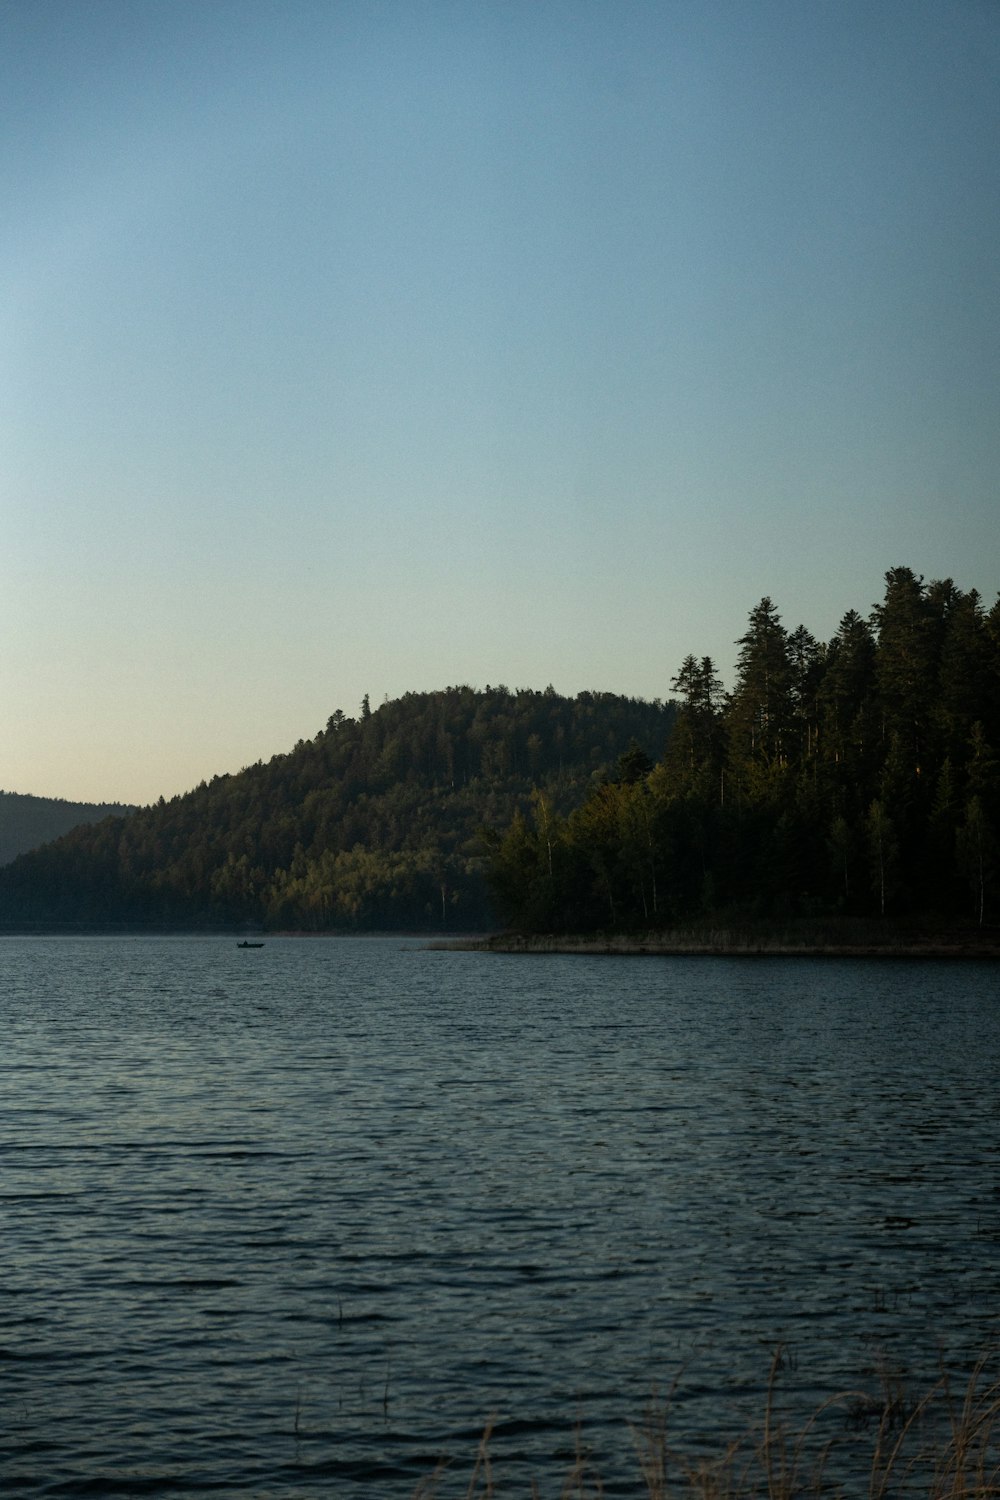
[2,935,999,1496]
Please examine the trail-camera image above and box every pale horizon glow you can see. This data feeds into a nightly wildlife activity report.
[3,0,999,805]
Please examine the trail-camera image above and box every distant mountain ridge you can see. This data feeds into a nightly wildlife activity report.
[0,790,137,867]
[0,686,675,931]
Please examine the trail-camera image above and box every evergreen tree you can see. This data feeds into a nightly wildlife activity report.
[667,655,724,793]
[728,598,793,796]
[819,609,877,775]
[788,624,825,763]
[872,567,938,769]
[934,589,994,763]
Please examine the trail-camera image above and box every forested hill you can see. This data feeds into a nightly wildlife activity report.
[0,686,674,932]
[0,791,136,867]
[488,568,1000,935]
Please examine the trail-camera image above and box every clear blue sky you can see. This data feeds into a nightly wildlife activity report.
[3,0,998,804]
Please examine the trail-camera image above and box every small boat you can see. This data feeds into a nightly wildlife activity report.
[237,940,265,948]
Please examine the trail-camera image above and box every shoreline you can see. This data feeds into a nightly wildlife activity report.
[2,926,997,958]
[432,928,1000,959]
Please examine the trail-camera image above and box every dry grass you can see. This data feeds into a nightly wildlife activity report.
[463,917,1000,957]
[413,1347,1000,1498]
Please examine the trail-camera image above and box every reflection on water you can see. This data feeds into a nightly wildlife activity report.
[2,936,998,1496]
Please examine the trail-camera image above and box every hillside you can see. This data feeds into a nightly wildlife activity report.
[0,791,136,867]
[0,686,674,932]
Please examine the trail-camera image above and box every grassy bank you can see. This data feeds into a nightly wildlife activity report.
[415,1347,1000,1497]
[434,918,1000,958]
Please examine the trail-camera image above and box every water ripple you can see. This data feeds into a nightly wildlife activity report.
[1,936,998,1496]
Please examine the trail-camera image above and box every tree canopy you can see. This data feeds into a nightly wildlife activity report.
[488,569,1000,934]
[5,568,997,938]
[0,686,673,932]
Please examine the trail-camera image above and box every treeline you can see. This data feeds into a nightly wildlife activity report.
[0,686,673,931]
[488,568,1000,933]
[0,790,136,867]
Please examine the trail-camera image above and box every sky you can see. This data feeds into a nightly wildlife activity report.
[3,0,999,805]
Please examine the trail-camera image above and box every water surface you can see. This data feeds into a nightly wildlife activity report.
[2,936,998,1496]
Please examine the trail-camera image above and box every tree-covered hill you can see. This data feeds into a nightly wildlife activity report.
[0,791,136,867]
[0,686,674,932]
[487,569,1000,935]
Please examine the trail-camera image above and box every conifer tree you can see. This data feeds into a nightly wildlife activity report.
[728,598,793,793]
[872,567,938,769]
[665,655,724,793]
[819,609,877,772]
[937,591,995,761]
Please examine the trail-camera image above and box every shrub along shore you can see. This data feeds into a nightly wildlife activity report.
[414,1346,1000,1498]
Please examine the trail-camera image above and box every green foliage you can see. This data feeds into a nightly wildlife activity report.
[6,567,998,937]
[489,569,1000,934]
[0,686,673,932]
